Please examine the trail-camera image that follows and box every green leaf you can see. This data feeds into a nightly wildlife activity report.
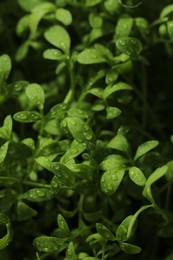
[119,241,141,254]
[160,4,173,18]
[116,37,142,57]
[17,201,38,221]
[134,140,159,161]
[61,140,86,164]
[85,0,102,7]
[55,8,72,25]
[96,223,116,241]
[49,103,67,119]
[25,83,45,110]
[106,107,122,119]
[28,3,56,36]
[89,13,103,28]
[13,111,40,123]
[35,156,53,172]
[100,154,128,171]
[129,167,146,186]
[65,242,77,260]
[0,141,9,164]
[127,205,153,239]
[43,48,65,61]
[116,215,133,242]
[57,214,70,234]
[0,213,12,250]
[142,165,168,202]
[51,162,75,190]
[62,117,95,146]
[107,134,130,154]
[0,54,12,84]
[103,82,133,99]
[21,188,53,202]
[33,236,65,252]
[0,115,13,140]
[101,168,125,195]
[115,16,133,39]
[167,21,173,40]
[77,48,107,64]
[135,18,149,37]
[15,41,29,61]
[18,0,43,12]
[44,25,71,54]
[22,138,35,151]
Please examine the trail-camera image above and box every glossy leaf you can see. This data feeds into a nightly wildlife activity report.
[106,107,122,119]
[85,0,102,7]
[167,21,173,40]
[65,242,77,260]
[63,117,94,145]
[26,83,45,110]
[43,48,65,61]
[51,162,75,190]
[160,4,173,18]
[57,214,70,234]
[107,134,130,154]
[17,201,38,221]
[96,223,116,241]
[134,140,159,161]
[119,241,142,254]
[143,165,168,202]
[115,16,133,39]
[129,167,146,186]
[0,141,9,164]
[18,0,43,11]
[49,103,67,119]
[0,115,13,140]
[116,37,142,57]
[0,213,12,250]
[77,48,107,64]
[116,215,133,242]
[127,205,153,239]
[100,154,128,171]
[0,54,12,84]
[13,111,40,123]
[21,188,53,202]
[55,8,72,25]
[101,168,125,195]
[103,82,133,99]
[33,236,65,252]
[44,25,71,54]
[61,140,86,163]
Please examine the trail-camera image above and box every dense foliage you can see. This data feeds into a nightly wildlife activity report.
[1,0,173,259]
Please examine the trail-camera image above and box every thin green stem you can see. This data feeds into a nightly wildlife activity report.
[63,60,75,104]
[22,180,51,189]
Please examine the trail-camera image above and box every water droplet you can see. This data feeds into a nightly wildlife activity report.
[70,148,78,154]
[119,39,127,47]
[83,132,92,140]
[36,190,45,197]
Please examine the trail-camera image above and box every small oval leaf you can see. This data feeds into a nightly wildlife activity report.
[26,83,45,109]
[96,223,116,241]
[55,8,72,25]
[119,241,142,254]
[44,25,71,54]
[129,167,146,186]
[77,48,107,64]
[116,37,142,57]
[13,111,40,123]
[101,168,125,195]
[134,140,159,161]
